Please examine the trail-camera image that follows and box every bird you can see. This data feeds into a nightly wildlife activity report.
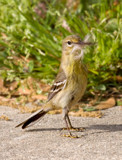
[16,35,92,137]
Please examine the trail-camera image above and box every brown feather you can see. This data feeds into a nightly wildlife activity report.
[48,66,66,101]
[15,110,47,129]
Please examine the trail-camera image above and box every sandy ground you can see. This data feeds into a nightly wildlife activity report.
[0,105,122,160]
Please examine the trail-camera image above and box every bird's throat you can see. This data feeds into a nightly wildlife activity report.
[61,54,87,78]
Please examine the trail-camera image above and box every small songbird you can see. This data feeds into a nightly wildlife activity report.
[16,35,92,137]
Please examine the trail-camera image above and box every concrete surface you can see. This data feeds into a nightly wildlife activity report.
[0,105,122,160]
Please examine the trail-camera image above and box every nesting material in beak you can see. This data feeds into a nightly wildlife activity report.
[72,41,94,60]
[78,41,95,46]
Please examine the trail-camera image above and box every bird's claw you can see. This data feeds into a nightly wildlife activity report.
[70,127,85,132]
[62,127,85,132]
[61,133,79,138]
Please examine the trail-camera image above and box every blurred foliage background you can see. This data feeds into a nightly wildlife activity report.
[0,0,121,96]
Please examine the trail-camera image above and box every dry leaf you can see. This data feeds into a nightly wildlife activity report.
[31,95,47,101]
[95,97,116,110]
[0,115,10,121]
[69,108,103,118]
[19,105,42,113]
[48,109,62,115]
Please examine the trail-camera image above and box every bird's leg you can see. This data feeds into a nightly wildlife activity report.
[66,114,73,128]
[63,114,73,137]
[61,107,78,138]
[66,114,85,132]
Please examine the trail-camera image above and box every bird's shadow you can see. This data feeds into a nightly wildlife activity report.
[26,127,62,132]
[25,124,122,133]
[88,124,122,132]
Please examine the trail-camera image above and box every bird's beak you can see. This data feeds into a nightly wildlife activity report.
[72,41,95,60]
[78,41,95,46]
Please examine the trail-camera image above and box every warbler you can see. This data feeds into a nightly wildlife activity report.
[16,35,92,137]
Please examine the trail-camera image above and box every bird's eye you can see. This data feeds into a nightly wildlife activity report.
[67,41,72,45]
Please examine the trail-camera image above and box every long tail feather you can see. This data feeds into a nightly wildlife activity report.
[15,109,48,129]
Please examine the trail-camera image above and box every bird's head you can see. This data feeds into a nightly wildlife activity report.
[62,35,92,60]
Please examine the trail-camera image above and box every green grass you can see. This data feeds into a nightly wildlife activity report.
[0,0,121,93]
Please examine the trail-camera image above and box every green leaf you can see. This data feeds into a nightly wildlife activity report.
[83,107,97,112]
[96,84,106,91]
[28,60,34,73]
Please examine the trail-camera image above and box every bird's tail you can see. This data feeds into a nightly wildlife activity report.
[15,102,52,129]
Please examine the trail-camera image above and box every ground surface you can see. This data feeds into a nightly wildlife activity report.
[0,105,122,160]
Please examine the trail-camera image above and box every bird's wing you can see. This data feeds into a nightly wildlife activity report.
[47,67,67,101]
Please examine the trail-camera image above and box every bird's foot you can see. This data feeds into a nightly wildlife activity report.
[70,127,85,132]
[61,133,79,138]
[61,127,84,138]
[62,127,85,132]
